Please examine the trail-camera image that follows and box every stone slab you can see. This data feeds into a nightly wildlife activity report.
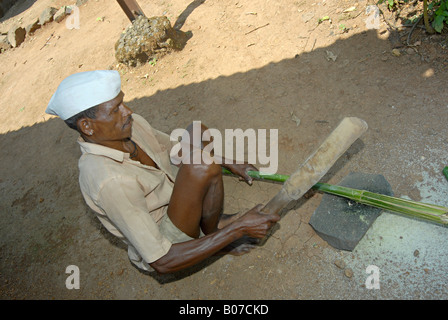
[309,172,394,251]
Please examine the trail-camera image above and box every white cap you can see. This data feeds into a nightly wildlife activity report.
[46,70,121,120]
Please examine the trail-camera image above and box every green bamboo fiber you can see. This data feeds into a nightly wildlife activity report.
[222,168,448,226]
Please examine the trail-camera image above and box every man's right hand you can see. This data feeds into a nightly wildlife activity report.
[236,204,280,239]
[150,204,280,274]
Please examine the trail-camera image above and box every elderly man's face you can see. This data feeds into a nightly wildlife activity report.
[87,91,134,143]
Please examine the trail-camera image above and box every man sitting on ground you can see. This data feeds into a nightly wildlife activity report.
[46,70,279,274]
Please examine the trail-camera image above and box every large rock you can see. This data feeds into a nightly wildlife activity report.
[0,34,11,53]
[7,24,26,48]
[39,7,58,26]
[53,6,69,23]
[76,0,89,6]
[309,172,394,251]
[115,15,190,67]
[26,18,41,35]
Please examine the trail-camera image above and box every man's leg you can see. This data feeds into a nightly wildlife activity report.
[167,122,248,246]
[167,160,224,238]
[167,160,256,256]
[167,121,224,238]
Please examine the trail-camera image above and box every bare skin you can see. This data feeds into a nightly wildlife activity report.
[78,91,280,274]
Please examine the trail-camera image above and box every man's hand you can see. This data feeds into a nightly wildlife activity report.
[236,204,280,239]
[223,163,259,185]
[150,204,279,274]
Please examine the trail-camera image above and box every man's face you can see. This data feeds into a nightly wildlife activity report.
[86,91,134,143]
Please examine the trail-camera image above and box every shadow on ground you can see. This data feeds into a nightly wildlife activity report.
[1,29,447,299]
[0,0,37,21]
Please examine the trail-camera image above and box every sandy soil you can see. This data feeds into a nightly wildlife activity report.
[1,0,447,300]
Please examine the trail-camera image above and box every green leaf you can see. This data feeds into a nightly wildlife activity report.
[433,14,446,33]
[318,15,330,23]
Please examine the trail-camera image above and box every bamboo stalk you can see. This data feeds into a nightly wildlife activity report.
[222,168,448,226]
[222,168,289,184]
[313,182,448,225]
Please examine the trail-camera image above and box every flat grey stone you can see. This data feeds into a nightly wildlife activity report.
[309,172,393,251]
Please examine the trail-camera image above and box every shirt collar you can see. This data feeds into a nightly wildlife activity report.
[77,136,125,162]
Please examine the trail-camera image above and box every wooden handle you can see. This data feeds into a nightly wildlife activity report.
[263,117,368,215]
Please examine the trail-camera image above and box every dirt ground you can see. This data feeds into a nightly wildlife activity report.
[1,0,447,300]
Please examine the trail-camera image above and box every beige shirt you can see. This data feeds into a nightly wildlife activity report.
[78,114,179,271]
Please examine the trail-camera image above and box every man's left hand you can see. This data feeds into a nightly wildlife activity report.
[223,163,258,185]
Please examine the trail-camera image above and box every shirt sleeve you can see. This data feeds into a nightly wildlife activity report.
[96,175,172,264]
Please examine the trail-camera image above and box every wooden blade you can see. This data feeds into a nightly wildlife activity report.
[263,117,368,215]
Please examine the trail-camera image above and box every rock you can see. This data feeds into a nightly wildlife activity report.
[65,6,75,14]
[392,48,401,57]
[334,259,346,269]
[344,268,353,278]
[301,12,315,23]
[39,7,58,26]
[76,0,89,6]
[53,6,69,23]
[326,50,338,62]
[0,34,11,53]
[25,18,41,35]
[309,172,394,251]
[406,47,415,55]
[115,15,190,67]
[7,24,26,48]
[408,186,422,201]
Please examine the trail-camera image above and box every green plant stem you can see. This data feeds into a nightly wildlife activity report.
[222,168,289,183]
[222,168,448,226]
[313,182,448,225]
[423,0,436,34]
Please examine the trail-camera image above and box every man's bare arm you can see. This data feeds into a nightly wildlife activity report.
[150,205,279,274]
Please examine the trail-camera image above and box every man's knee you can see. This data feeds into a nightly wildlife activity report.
[182,160,222,182]
[197,161,222,180]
